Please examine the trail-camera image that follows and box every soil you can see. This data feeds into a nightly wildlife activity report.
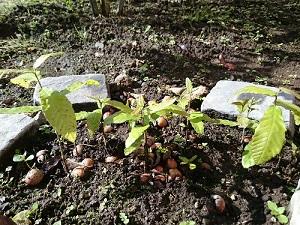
[0,0,300,224]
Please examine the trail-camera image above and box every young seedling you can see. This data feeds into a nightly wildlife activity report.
[0,53,99,173]
[267,201,288,224]
[231,97,260,143]
[13,150,34,169]
[103,94,188,170]
[233,86,300,167]
[179,155,197,170]
[119,212,129,225]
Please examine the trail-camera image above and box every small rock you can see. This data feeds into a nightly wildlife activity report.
[114,73,132,87]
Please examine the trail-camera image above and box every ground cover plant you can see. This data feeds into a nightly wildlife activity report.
[0,0,300,224]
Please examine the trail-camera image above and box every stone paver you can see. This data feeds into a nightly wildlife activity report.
[201,80,295,135]
[0,114,39,164]
[33,74,109,111]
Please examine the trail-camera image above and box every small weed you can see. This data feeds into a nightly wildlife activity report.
[267,201,288,224]
[13,150,34,169]
[179,155,197,170]
[119,212,129,225]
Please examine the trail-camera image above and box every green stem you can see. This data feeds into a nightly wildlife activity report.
[143,131,148,173]
[34,70,43,89]
[56,133,68,173]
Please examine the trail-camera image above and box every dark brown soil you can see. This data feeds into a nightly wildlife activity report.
[1,0,300,224]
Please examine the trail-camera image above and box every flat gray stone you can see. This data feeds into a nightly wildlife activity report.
[201,80,295,135]
[0,114,39,165]
[33,74,109,111]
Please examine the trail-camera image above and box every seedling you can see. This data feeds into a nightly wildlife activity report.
[119,212,129,225]
[0,53,99,172]
[179,155,197,170]
[103,95,188,169]
[233,86,300,167]
[13,150,34,169]
[267,201,288,224]
[13,202,39,225]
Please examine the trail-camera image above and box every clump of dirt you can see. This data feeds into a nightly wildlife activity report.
[1,0,300,224]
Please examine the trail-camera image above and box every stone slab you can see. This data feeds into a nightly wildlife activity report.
[0,114,39,165]
[201,80,295,135]
[33,74,109,112]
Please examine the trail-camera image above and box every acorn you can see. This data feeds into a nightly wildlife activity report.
[25,169,44,186]
[212,195,226,213]
[140,173,150,184]
[168,169,182,181]
[36,150,48,163]
[103,125,113,133]
[73,144,84,157]
[167,158,177,169]
[157,116,167,127]
[82,158,94,168]
[71,166,86,178]
[153,165,164,173]
[102,111,112,120]
[105,156,118,163]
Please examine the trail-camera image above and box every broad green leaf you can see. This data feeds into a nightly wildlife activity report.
[155,104,188,117]
[33,52,64,69]
[294,114,300,126]
[190,119,204,134]
[242,142,255,168]
[107,100,133,114]
[251,105,286,165]
[125,125,149,149]
[13,154,24,162]
[146,98,176,114]
[280,87,300,100]
[104,111,139,126]
[267,201,278,211]
[276,99,300,118]
[87,109,102,136]
[53,221,62,225]
[233,86,277,97]
[10,72,39,88]
[237,116,250,128]
[39,88,76,143]
[277,214,288,224]
[60,79,100,95]
[75,111,90,120]
[189,111,212,122]
[177,98,189,109]
[0,106,41,114]
[179,156,189,163]
[124,135,144,155]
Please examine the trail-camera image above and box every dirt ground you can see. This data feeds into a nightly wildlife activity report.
[0,0,300,224]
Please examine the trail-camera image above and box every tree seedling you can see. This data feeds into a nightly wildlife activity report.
[233,86,300,167]
[179,155,197,170]
[13,150,34,169]
[267,200,288,224]
[119,212,129,225]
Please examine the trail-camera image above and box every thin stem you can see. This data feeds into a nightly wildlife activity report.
[33,70,43,89]
[56,133,68,173]
[143,131,148,173]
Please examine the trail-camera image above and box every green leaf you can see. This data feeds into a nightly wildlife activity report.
[276,99,300,119]
[33,52,64,69]
[0,69,33,75]
[280,87,300,100]
[107,100,133,114]
[294,114,300,126]
[25,155,34,161]
[277,207,285,215]
[251,105,286,165]
[53,221,62,225]
[267,201,278,211]
[104,111,140,126]
[233,86,277,97]
[13,154,25,162]
[39,88,76,143]
[277,214,288,224]
[146,98,176,114]
[10,72,39,88]
[177,98,189,109]
[60,79,99,95]
[242,142,255,168]
[212,118,237,127]
[75,111,90,120]
[85,79,100,86]
[179,156,189,163]
[186,77,193,93]
[189,163,196,170]
[87,109,102,136]
[125,125,149,151]
[12,210,31,225]
[124,135,144,155]
[0,106,41,114]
